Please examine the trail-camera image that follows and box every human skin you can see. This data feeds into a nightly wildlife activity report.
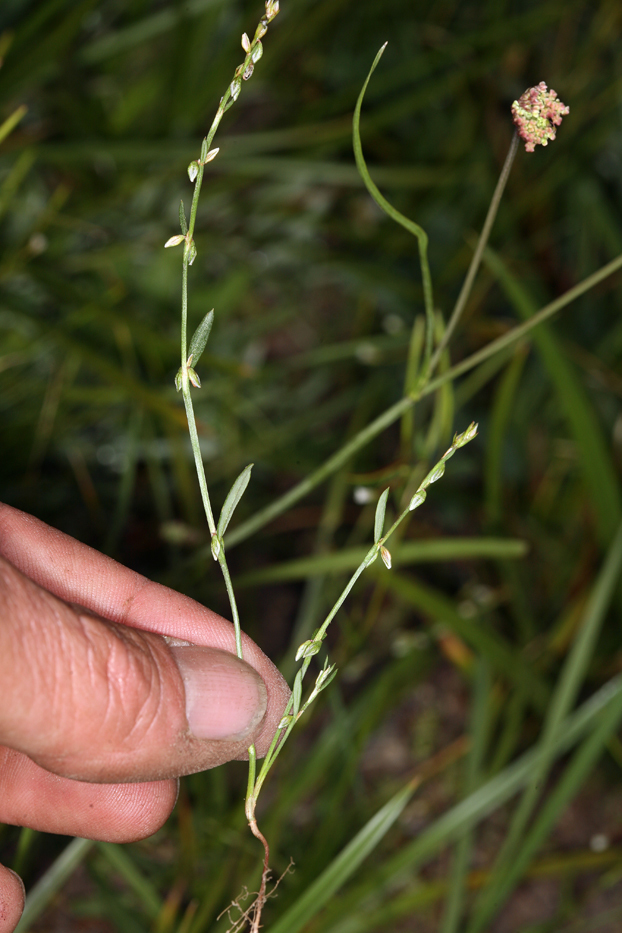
[0,503,290,933]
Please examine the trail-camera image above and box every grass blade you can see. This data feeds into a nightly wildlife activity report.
[482,245,622,545]
[268,780,416,933]
[235,537,528,586]
[468,519,622,930]
[15,838,94,933]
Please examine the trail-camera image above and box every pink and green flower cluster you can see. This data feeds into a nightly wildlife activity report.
[511,81,569,152]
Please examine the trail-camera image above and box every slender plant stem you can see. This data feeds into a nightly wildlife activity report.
[218,550,243,658]
[181,385,216,535]
[187,107,225,241]
[353,44,435,371]
[427,131,519,377]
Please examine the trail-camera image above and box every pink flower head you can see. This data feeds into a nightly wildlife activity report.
[511,81,569,153]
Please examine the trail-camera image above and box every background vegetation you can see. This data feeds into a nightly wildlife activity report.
[1,0,622,930]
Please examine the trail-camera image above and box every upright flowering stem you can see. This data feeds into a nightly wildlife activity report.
[165,6,281,928]
[426,81,569,380]
[427,132,519,377]
[166,0,280,664]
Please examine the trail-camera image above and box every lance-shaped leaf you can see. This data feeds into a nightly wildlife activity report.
[218,463,253,538]
[188,309,214,367]
[179,200,188,234]
[374,487,390,543]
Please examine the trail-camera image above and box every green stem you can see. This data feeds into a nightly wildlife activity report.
[250,430,474,808]
[187,105,226,242]
[217,548,243,658]
[181,381,216,536]
[426,132,519,377]
[316,559,372,642]
[353,44,435,371]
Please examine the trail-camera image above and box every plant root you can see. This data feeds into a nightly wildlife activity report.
[218,853,294,933]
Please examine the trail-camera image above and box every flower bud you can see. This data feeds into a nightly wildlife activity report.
[230,78,242,102]
[295,638,322,662]
[164,234,184,248]
[265,0,279,21]
[184,238,197,265]
[381,546,392,569]
[427,462,446,485]
[241,32,251,52]
[409,488,427,511]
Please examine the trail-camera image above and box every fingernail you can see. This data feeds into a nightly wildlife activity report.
[170,645,267,740]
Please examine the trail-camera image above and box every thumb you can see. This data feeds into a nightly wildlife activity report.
[0,556,270,783]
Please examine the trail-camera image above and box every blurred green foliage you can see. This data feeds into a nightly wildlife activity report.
[2,0,622,930]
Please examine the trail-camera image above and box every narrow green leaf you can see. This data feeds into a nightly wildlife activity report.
[509,690,622,892]
[269,780,416,933]
[468,519,622,932]
[234,537,528,587]
[335,677,622,928]
[387,572,549,710]
[374,487,390,543]
[483,246,622,545]
[179,199,187,235]
[217,462,253,538]
[188,309,214,367]
[96,843,162,919]
[441,661,491,933]
[0,104,28,147]
[15,839,94,933]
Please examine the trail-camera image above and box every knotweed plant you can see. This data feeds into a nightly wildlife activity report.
[161,8,622,930]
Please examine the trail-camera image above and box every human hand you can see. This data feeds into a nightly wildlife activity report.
[0,503,290,932]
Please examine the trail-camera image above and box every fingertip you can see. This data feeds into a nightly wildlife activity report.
[100,778,180,842]
[0,865,25,933]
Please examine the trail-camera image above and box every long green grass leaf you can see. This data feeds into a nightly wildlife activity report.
[235,537,527,586]
[482,246,622,544]
[468,518,622,930]
[268,780,416,933]
[15,838,94,933]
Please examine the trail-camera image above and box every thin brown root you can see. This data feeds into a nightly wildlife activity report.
[218,859,295,933]
[248,818,270,933]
